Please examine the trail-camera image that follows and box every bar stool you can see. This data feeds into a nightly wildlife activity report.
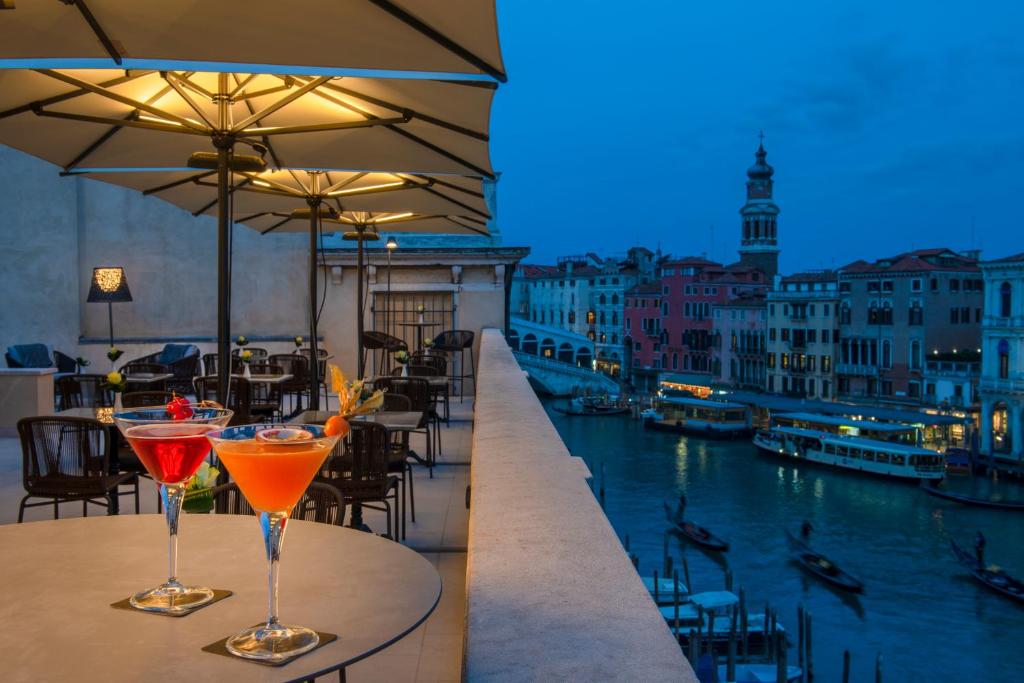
[431,330,475,402]
[362,331,408,376]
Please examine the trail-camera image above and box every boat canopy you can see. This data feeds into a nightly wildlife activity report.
[661,397,748,410]
[773,412,913,433]
[724,391,967,426]
[774,426,941,455]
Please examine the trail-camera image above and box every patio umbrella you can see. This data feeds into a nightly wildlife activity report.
[0,69,495,400]
[72,167,491,400]
[0,0,506,81]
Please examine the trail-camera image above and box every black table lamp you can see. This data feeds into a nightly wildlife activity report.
[87,266,133,347]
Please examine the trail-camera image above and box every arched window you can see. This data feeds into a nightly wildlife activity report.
[612,312,618,325]
[568,311,575,324]
[612,333,618,344]
[540,338,556,358]
[910,340,921,370]
[507,329,521,351]
[522,334,538,355]
[557,343,574,363]
[1001,282,1012,318]
[882,340,892,368]
[599,294,607,305]
[599,311,606,325]
[612,294,619,305]
[672,353,679,370]
[576,347,593,368]
[840,303,851,324]
[999,339,1010,379]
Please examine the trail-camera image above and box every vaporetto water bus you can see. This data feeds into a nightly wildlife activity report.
[753,426,945,480]
[642,396,752,439]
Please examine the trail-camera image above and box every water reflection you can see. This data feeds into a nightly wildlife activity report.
[544,402,1024,683]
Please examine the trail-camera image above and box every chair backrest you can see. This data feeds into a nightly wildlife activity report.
[57,374,114,408]
[346,421,391,483]
[373,377,431,412]
[248,360,283,375]
[194,376,251,423]
[361,331,406,351]
[6,343,53,369]
[157,344,199,365]
[17,416,109,489]
[382,393,412,412]
[121,361,168,375]
[212,481,345,526]
[433,329,474,351]
[406,364,439,377]
[410,352,446,375]
[202,353,218,376]
[122,390,175,408]
[268,354,309,386]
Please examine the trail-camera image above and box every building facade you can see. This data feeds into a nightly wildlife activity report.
[979,252,1024,460]
[836,248,982,405]
[765,271,839,400]
[711,291,767,390]
[737,138,781,280]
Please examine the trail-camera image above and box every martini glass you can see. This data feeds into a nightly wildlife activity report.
[113,405,233,614]
[206,423,345,662]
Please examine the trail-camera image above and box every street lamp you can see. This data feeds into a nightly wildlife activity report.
[86,266,132,348]
[385,237,398,340]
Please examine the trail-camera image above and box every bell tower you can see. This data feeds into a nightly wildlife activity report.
[738,133,780,279]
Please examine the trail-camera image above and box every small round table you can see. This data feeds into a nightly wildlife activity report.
[395,320,441,351]
[0,515,441,682]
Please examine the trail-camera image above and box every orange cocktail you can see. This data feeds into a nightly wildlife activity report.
[212,433,335,512]
[206,423,346,663]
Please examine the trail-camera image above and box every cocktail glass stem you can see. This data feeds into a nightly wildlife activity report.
[162,482,186,589]
[261,511,288,629]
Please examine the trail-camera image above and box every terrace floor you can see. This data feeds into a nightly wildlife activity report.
[0,399,474,683]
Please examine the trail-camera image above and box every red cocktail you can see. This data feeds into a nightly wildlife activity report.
[114,404,233,614]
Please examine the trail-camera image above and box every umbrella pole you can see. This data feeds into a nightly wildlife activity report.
[356,225,365,380]
[214,135,233,406]
[307,198,321,411]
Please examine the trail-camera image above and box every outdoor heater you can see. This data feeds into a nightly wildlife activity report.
[87,266,133,347]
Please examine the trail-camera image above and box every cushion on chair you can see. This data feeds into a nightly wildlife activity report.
[157,344,198,365]
[6,344,54,368]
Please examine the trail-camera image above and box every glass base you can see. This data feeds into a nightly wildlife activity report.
[129,582,215,615]
[226,622,320,662]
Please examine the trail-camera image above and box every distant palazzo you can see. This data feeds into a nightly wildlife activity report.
[979,252,1024,461]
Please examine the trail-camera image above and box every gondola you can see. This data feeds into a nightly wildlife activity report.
[921,481,1024,511]
[785,530,864,594]
[663,502,729,552]
[951,540,1024,604]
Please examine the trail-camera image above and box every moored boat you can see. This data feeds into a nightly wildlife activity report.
[717,664,802,683]
[552,394,630,416]
[922,482,1024,510]
[753,425,945,481]
[663,502,730,551]
[951,540,1024,604]
[643,396,752,439]
[785,530,864,593]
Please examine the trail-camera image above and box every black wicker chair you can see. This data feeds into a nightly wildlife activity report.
[246,361,284,420]
[432,330,475,401]
[362,331,408,376]
[16,416,139,522]
[211,481,346,526]
[119,361,171,392]
[56,374,114,408]
[373,376,435,480]
[124,344,199,394]
[268,354,309,416]
[121,391,175,409]
[194,376,252,425]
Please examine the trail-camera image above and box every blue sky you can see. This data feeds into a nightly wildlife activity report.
[490,1,1024,271]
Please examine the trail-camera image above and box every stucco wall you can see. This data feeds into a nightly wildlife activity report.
[466,329,695,681]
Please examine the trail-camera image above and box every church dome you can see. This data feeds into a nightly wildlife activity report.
[747,142,774,179]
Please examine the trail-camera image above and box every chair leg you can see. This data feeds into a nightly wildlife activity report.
[469,344,476,398]
[17,495,31,523]
[83,499,88,517]
[106,493,116,516]
[54,499,59,520]
[134,478,140,514]
[383,500,392,540]
[407,461,416,522]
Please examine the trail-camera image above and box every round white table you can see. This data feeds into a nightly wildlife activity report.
[0,515,441,682]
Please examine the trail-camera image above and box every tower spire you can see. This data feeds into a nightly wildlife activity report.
[737,134,780,280]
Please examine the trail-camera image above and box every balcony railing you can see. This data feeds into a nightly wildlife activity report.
[924,361,979,377]
[836,363,878,376]
[980,377,1024,394]
[983,315,1024,329]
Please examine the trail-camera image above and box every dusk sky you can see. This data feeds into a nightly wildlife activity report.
[490,1,1024,271]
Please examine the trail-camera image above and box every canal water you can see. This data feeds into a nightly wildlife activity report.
[543,400,1024,682]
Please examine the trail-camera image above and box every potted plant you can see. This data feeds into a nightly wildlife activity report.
[235,335,249,348]
[101,370,128,410]
[416,304,425,324]
[75,356,91,374]
[394,350,410,376]
[293,335,304,349]
[422,338,434,355]
[239,349,253,379]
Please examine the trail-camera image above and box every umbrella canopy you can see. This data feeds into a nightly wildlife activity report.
[0,70,495,177]
[0,0,506,81]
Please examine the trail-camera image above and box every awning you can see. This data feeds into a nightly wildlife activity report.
[0,1,506,81]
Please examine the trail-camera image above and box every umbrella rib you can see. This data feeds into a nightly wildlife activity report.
[231,73,284,170]
[68,0,123,64]
[230,76,331,132]
[228,74,259,99]
[413,173,485,198]
[31,108,208,136]
[363,0,507,82]
[192,179,251,216]
[261,216,294,235]
[420,185,490,219]
[143,171,216,195]
[243,116,407,136]
[385,125,493,178]
[161,72,216,129]
[324,82,488,141]
[0,71,151,120]
[55,81,179,172]
[34,70,208,132]
[323,172,368,194]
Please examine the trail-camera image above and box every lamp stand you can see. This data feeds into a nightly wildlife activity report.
[385,248,392,373]
[107,301,115,348]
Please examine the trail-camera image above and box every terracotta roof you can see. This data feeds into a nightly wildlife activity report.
[839,249,979,275]
[626,282,663,296]
[661,256,722,267]
[516,264,560,278]
[985,252,1024,264]
[781,270,838,283]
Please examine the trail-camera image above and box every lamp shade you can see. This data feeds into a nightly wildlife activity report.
[87,267,133,303]
[386,237,399,250]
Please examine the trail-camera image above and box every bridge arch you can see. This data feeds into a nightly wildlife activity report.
[576,347,593,368]
[540,338,556,358]
[507,328,521,351]
[557,342,574,363]
[522,333,538,355]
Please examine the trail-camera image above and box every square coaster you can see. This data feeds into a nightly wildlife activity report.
[202,628,338,667]
[110,589,233,617]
